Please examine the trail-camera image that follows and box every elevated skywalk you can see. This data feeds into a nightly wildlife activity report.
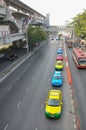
[0,0,46,46]
[0,5,6,19]
[0,32,25,45]
[0,6,19,33]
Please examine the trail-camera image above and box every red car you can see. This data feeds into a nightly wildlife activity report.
[56,54,63,61]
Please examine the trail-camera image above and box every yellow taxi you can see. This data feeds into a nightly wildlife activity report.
[55,61,64,70]
[45,90,63,118]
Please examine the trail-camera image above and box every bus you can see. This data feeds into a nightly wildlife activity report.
[72,48,86,68]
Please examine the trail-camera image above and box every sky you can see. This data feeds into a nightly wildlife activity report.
[21,0,86,26]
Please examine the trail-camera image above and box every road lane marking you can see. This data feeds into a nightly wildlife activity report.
[8,86,11,90]
[26,87,29,92]
[32,76,35,81]
[74,124,77,129]
[66,62,68,66]
[41,104,43,110]
[35,128,37,130]
[17,102,21,108]
[16,76,20,80]
[72,106,75,113]
[4,124,8,130]
[23,69,26,73]
[73,118,76,123]
[71,99,74,105]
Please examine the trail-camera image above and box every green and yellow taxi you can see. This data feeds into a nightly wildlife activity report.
[55,60,64,70]
[45,90,63,118]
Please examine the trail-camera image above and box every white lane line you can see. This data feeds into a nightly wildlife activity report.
[74,124,77,129]
[45,88,48,93]
[8,86,11,90]
[73,118,76,123]
[71,99,74,105]
[73,114,76,120]
[41,104,43,110]
[26,87,29,92]
[16,76,20,80]
[35,128,38,130]
[17,102,21,108]
[66,62,68,66]
[32,76,35,81]
[23,69,26,73]
[70,89,72,94]
[70,93,72,98]
[72,105,74,109]
[4,124,8,130]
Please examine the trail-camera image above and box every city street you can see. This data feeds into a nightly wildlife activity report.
[0,39,75,130]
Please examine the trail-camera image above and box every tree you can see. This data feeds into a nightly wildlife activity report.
[71,9,86,39]
[27,25,47,50]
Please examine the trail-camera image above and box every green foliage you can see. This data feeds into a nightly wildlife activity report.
[71,9,86,39]
[27,25,47,50]
[58,33,62,39]
[0,45,13,53]
[0,47,7,52]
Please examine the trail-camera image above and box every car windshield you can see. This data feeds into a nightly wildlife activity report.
[58,49,62,51]
[57,56,62,58]
[58,54,62,56]
[78,59,86,65]
[54,75,61,79]
[57,62,62,65]
[48,99,60,106]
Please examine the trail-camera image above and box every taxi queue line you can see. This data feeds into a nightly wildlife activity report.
[44,40,64,118]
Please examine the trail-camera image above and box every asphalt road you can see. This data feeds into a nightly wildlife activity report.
[66,46,86,130]
[0,39,75,130]
[0,48,27,72]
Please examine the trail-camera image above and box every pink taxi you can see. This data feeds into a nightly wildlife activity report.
[56,54,63,61]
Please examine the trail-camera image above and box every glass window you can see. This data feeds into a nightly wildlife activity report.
[57,62,62,65]
[54,75,61,79]
[48,99,60,106]
[78,60,86,65]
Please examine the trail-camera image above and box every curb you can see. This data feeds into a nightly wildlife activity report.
[66,66,72,85]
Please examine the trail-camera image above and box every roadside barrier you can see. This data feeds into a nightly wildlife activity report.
[65,53,72,85]
[66,65,72,85]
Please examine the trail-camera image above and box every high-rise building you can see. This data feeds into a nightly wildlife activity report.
[45,13,50,27]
